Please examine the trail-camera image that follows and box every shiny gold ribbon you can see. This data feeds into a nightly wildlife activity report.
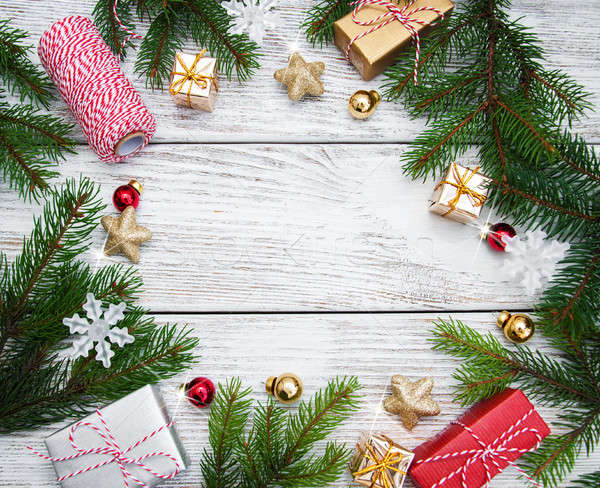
[169,50,218,107]
[353,438,407,488]
[435,163,487,216]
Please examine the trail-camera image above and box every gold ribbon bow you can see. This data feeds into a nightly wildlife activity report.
[353,437,407,488]
[170,50,218,107]
[435,163,487,216]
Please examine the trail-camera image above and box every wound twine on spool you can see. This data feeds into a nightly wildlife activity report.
[38,16,156,163]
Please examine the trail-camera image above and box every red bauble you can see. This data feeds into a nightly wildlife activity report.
[183,377,215,408]
[486,223,516,252]
[113,180,142,212]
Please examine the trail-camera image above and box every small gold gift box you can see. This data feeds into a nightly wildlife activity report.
[170,51,218,112]
[429,163,490,223]
[350,433,414,488]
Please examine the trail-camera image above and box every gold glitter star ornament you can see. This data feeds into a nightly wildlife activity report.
[274,52,325,101]
[383,375,441,430]
[101,206,152,263]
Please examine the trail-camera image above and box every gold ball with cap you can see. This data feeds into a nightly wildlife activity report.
[348,90,381,119]
[266,373,303,404]
[497,310,535,343]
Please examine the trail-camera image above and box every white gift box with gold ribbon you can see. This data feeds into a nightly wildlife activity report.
[170,51,218,112]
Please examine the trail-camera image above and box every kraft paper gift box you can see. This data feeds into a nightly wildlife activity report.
[334,0,454,80]
[43,385,188,488]
[170,51,218,112]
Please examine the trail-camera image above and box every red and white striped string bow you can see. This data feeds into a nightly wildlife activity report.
[27,409,180,488]
[414,407,543,488]
[346,0,445,85]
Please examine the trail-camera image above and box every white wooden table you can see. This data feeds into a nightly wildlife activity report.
[1,1,599,486]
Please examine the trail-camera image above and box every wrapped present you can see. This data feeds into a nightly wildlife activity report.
[334,0,454,81]
[350,432,414,488]
[410,388,550,488]
[170,50,218,111]
[29,385,188,488]
[429,163,490,223]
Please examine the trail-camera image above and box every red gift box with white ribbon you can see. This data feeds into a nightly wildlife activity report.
[410,388,550,488]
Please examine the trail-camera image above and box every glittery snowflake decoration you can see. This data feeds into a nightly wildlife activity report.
[223,0,279,44]
[63,293,134,368]
[502,230,570,294]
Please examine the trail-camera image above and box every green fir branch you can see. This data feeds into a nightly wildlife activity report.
[0,20,75,200]
[201,377,361,488]
[0,179,198,432]
[569,470,600,488]
[0,19,53,107]
[94,0,261,87]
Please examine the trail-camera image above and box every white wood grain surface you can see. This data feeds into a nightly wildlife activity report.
[1,0,599,486]
[6,314,600,488]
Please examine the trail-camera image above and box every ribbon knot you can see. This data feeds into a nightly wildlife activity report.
[435,163,487,216]
[414,407,543,488]
[353,435,408,488]
[28,409,180,488]
[170,50,218,107]
[346,0,445,85]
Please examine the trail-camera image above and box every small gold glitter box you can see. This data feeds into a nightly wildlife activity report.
[349,433,414,488]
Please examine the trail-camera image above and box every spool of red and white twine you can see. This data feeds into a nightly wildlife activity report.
[38,16,156,163]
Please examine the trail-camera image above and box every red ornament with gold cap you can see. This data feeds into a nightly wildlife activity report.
[112,180,143,212]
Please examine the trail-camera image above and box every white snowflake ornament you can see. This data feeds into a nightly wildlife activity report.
[223,0,279,44]
[63,293,134,368]
[502,230,570,294]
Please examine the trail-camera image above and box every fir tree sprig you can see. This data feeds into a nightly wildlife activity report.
[569,471,600,488]
[201,376,361,488]
[0,20,75,200]
[0,178,198,432]
[94,0,261,88]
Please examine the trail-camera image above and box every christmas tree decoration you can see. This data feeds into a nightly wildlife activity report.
[266,372,303,403]
[333,0,454,81]
[112,180,143,212]
[383,375,440,430]
[479,222,516,252]
[350,433,414,488]
[101,206,152,264]
[503,230,570,294]
[274,52,325,102]
[410,389,550,488]
[170,51,219,112]
[0,178,198,433]
[93,0,260,87]
[429,164,489,224]
[182,377,215,408]
[0,19,74,200]
[349,89,381,119]
[200,377,361,486]
[222,0,279,44]
[28,386,188,488]
[63,293,134,368]
[497,311,535,344]
[38,16,156,163]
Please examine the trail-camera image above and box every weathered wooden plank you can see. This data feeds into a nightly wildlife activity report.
[3,313,598,487]
[1,0,599,143]
[1,143,539,312]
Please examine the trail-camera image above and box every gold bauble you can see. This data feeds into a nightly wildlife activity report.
[497,310,535,343]
[348,90,381,119]
[266,373,303,404]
